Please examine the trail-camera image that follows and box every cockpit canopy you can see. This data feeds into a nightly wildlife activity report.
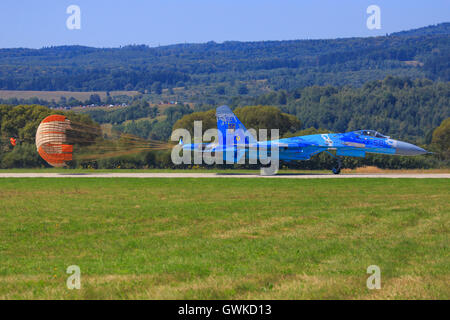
[355,130,389,139]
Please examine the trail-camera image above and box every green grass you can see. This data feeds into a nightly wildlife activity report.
[0,178,448,299]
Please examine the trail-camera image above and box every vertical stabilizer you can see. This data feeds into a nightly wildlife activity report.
[215,105,257,147]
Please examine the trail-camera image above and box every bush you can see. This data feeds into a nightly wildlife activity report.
[0,143,46,168]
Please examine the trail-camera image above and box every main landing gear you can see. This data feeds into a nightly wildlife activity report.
[332,156,342,174]
[324,151,342,174]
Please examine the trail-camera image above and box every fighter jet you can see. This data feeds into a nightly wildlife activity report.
[181,105,428,174]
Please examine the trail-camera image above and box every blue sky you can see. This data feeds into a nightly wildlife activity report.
[0,0,448,48]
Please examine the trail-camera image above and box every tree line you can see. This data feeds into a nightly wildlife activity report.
[232,77,450,145]
[0,102,448,169]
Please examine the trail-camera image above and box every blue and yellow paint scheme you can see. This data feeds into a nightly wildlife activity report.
[182,105,428,174]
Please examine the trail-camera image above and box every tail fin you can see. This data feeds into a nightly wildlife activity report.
[215,105,257,147]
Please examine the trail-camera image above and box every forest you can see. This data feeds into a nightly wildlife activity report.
[239,77,449,144]
[78,77,449,145]
[0,23,448,98]
[0,76,448,169]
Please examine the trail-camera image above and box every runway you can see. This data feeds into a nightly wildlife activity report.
[0,173,449,178]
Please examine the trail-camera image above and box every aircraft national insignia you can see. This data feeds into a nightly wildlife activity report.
[321,134,333,146]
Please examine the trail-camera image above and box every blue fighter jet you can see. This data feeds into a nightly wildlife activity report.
[181,105,428,174]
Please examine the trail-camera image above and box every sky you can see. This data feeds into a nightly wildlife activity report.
[0,0,448,48]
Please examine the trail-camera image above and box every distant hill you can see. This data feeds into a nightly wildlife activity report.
[391,22,450,37]
[0,90,139,101]
[0,23,448,102]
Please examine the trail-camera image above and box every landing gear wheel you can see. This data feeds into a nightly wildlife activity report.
[332,167,341,174]
[331,156,342,174]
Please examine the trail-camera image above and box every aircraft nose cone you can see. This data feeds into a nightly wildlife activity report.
[395,141,428,156]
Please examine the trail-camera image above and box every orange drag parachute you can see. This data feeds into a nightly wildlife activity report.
[35,115,73,167]
[35,114,171,167]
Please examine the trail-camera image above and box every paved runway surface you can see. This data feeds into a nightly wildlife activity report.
[0,173,449,178]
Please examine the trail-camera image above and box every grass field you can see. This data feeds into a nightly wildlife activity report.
[0,178,448,299]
